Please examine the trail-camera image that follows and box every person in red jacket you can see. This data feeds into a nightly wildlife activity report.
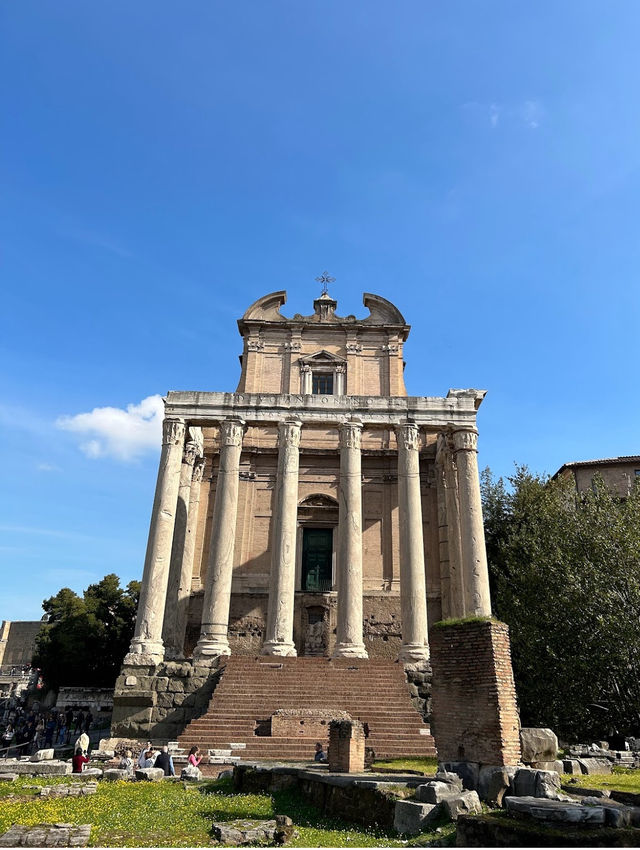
[72,748,89,773]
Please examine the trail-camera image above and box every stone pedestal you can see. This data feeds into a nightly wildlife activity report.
[194,419,244,661]
[328,718,366,773]
[262,418,302,656]
[125,418,185,665]
[333,421,367,658]
[396,423,429,663]
[429,619,521,766]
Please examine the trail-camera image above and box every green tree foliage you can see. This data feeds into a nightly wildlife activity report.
[481,467,640,741]
[33,574,140,690]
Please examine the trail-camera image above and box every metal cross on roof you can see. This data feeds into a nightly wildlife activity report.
[315,271,335,296]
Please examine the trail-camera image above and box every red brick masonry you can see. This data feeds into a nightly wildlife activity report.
[429,620,521,766]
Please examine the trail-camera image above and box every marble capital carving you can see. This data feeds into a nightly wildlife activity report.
[451,428,478,453]
[219,418,245,447]
[163,418,185,445]
[278,418,302,449]
[396,423,420,452]
[191,456,206,483]
[340,421,362,450]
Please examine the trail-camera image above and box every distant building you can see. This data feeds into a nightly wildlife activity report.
[0,620,41,669]
[554,456,640,497]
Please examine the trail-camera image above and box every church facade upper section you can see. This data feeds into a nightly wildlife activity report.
[235,290,411,397]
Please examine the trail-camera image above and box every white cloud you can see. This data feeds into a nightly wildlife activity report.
[36,462,60,472]
[57,395,164,462]
[520,99,544,129]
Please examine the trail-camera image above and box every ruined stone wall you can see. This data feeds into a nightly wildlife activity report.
[429,620,521,766]
[0,620,41,667]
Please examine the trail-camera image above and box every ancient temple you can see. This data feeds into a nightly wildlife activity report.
[112,289,510,759]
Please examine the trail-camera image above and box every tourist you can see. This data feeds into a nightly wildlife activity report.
[187,746,202,767]
[2,724,14,755]
[44,717,56,748]
[118,750,133,773]
[154,745,175,776]
[72,747,89,773]
[83,711,93,733]
[314,742,327,762]
[137,741,153,768]
[141,748,157,768]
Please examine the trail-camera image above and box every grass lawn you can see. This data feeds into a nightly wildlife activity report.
[0,776,455,847]
[371,757,438,774]
[562,767,640,795]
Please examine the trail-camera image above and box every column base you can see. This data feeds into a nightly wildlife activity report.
[399,643,430,664]
[332,643,368,659]
[193,637,230,661]
[261,641,297,657]
[124,638,165,666]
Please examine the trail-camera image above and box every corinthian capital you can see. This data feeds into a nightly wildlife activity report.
[451,428,478,453]
[395,423,419,452]
[163,418,185,446]
[340,420,363,451]
[278,418,302,449]
[219,418,245,448]
[183,441,199,466]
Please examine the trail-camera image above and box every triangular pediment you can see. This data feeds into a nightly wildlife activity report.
[298,349,347,365]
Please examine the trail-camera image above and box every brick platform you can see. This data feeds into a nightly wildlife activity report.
[178,656,436,761]
[429,619,521,766]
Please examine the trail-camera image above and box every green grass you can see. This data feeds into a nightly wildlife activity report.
[562,767,640,795]
[0,775,453,847]
[431,615,500,629]
[371,757,438,774]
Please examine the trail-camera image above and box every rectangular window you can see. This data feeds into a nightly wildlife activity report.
[312,373,333,394]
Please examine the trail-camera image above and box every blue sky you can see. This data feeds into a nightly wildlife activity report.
[2,2,639,620]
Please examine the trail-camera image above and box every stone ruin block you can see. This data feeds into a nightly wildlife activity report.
[30,749,55,762]
[0,824,92,847]
[393,800,438,835]
[520,728,558,763]
[328,718,365,773]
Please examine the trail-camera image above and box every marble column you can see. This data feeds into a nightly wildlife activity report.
[396,423,429,663]
[194,418,244,660]
[125,418,185,665]
[176,454,206,654]
[262,418,302,656]
[162,432,201,657]
[441,434,466,618]
[451,428,492,617]
[333,420,368,658]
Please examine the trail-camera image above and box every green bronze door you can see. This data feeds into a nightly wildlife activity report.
[302,528,333,592]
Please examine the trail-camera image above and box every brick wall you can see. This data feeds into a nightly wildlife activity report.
[429,619,521,766]
[328,719,366,773]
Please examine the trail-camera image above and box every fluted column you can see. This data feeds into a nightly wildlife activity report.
[451,428,492,617]
[176,455,206,655]
[396,423,429,663]
[440,433,466,618]
[333,419,367,658]
[194,418,244,660]
[125,418,186,664]
[262,418,302,656]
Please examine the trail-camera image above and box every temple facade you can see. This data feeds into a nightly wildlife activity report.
[123,289,492,669]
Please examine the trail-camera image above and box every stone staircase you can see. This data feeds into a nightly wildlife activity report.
[178,656,437,761]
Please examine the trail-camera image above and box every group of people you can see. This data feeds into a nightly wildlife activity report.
[1,704,93,757]
[107,742,203,777]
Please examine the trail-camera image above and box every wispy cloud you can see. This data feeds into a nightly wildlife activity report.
[462,98,545,130]
[36,462,60,472]
[56,395,164,462]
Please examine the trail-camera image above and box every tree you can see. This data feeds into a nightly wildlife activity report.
[482,466,640,741]
[33,574,140,691]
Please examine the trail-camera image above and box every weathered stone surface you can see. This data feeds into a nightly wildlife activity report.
[0,824,92,847]
[442,789,481,820]
[535,769,562,800]
[520,728,558,763]
[393,800,438,835]
[532,760,564,773]
[506,795,606,825]
[211,818,296,846]
[30,749,55,762]
[512,767,537,797]
[77,768,103,778]
[577,758,612,775]
[415,781,460,804]
[478,765,514,806]
[0,760,71,776]
[39,782,97,798]
[562,759,582,775]
[439,761,479,790]
[103,769,131,781]
[0,774,17,782]
[135,767,165,781]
